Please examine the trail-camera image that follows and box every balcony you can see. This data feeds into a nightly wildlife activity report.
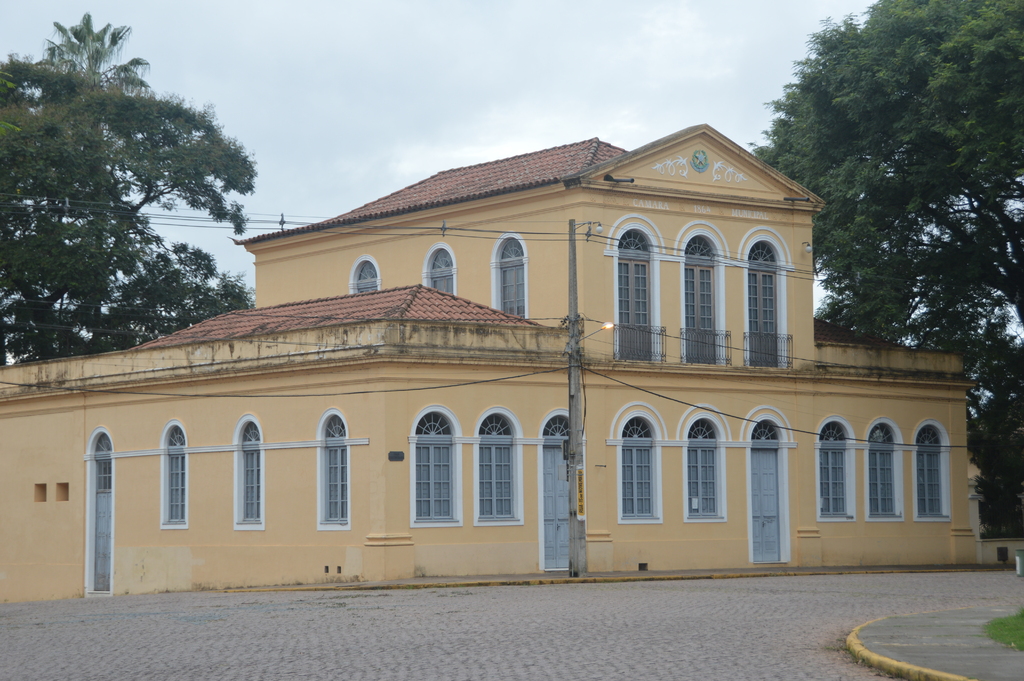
[615,324,666,362]
[744,332,793,368]
[681,329,732,365]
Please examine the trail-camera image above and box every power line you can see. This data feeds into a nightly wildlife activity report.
[584,368,972,449]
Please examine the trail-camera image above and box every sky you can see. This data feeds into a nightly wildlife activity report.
[2,0,875,288]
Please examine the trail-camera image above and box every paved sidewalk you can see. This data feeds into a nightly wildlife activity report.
[850,606,1024,681]
[219,563,1013,592]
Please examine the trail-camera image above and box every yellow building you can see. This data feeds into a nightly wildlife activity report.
[0,125,975,602]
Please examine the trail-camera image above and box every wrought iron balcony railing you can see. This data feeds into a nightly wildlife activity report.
[615,324,666,362]
[681,329,732,365]
[743,332,793,368]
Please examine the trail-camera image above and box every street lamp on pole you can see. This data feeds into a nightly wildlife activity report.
[567,218,611,578]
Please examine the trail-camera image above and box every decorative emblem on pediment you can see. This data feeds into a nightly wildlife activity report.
[651,149,748,184]
[691,150,709,173]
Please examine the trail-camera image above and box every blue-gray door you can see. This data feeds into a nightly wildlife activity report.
[750,449,780,562]
[543,445,569,570]
[93,458,113,591]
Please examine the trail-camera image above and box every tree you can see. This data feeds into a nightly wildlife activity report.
[0,57,256,364]
[43,13,150,94]
[756,0,1024,536]
[0,71,17,134]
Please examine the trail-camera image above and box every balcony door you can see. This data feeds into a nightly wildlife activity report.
[747,241,778,367]
[617,230,653,360]
[683,235,718,364]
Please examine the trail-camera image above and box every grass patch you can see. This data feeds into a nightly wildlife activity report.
[985,607,1024,651]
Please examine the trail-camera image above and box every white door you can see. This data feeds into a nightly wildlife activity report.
[542,445,569,570]
[751,449,780,562]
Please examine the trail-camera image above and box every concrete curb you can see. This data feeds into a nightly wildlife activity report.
[846,616,972,681]
[215,566,1008,594]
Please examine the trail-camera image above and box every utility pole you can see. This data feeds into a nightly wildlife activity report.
[567,219,587,577]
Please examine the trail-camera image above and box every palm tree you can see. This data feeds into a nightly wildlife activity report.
[43,13,150,94]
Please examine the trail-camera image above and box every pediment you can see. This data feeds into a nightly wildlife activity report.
[577,125,817,203]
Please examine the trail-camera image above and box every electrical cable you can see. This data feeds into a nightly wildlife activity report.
[584,367,971,449]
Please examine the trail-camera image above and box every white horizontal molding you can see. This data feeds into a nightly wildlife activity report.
[85,437,370,460]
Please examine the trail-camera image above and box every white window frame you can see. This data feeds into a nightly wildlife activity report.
[422,243,457,295]
[349,255,382,294]
[84,427,115,596]
[317,409,352,531]
[682,413,727,522]
[739,230,792,367]
[912,420,951,521]
[814,418,856,522]
[491,234,528,317]
[863,418,905,521]
[472,408,525,526]
[612,409,663,524]
[409,406,463,528]
[160,420,189,530]
[233,416,265,531]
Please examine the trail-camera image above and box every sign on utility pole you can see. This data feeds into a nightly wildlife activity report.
[567,219,587,577]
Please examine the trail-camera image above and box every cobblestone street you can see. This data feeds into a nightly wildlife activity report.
[1,572,1021,680]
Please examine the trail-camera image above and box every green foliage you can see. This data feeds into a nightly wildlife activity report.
[985,607,1024,651]
[0,70,17,135]
[756,0,1024,532]
[44,13,150,94]
[0,57,256,364]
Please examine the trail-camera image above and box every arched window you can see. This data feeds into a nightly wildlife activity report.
[746,241,779,367]
[619,230,650,254]
[916,425,943,517]
[621,416,654,518]
[356,260,379,293]
[498,238,525,316]
[166,425,187,524]
[751,420,778,441]
[684,235,714,258]
[241,422,262,522]
[95,433,113,458]
[868,423,896,516]
[818,422,847,516]
[322,415,348,524]
[687,419,718,517]
[417,412,451,436]
[543,415,569,439]
[683,235,719,364]
[748,241,776,264]
[429,249,454,293]
[478,414,513,519]
[415,413,453,521]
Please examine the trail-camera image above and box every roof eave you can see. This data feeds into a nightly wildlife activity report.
[241,178,566,248]
[564,124,823,205]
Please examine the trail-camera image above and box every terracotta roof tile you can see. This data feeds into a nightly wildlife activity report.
[813,318,902,348]
[137,285,539,349]
[243,138,627,244]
